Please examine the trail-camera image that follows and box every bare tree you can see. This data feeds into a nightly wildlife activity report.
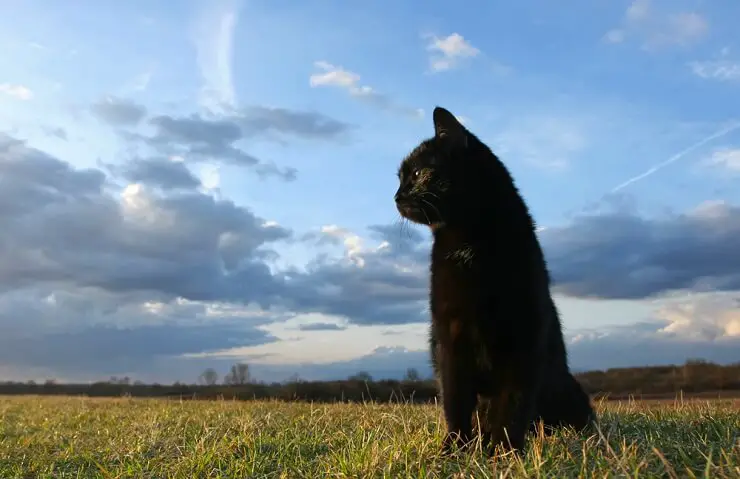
[404,368,420,382]
[199,368,219,386]
[224,363,251,385]
[348,371,373,382]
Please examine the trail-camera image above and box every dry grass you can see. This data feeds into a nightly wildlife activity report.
[0,395,738,478]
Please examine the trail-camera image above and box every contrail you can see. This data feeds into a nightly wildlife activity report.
[609,121,740,194]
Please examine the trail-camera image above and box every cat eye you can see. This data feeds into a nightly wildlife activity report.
[413,169,421,177]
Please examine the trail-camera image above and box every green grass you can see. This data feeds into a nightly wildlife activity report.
[0,395,738,478]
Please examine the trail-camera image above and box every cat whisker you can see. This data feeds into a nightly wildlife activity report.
[418,202,433,225]
[420,198,442,223]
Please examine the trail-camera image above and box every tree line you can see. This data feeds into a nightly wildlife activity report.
[1,359,738,403]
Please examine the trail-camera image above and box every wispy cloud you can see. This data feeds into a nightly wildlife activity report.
[424,33,480,72]
[689,48,740,82]
[493,115,587,170]
[309,61,423,119]
[130,71,153,92]
[604,0,708,50]
[191,0,242,114]
[690,60,740,82]
[0,83,33,100]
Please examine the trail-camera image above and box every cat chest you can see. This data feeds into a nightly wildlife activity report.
[430,260,480,336]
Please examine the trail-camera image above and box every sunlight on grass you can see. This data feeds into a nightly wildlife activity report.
[0,396,738,477]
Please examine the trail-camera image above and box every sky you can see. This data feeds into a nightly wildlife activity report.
[0,0,739,384]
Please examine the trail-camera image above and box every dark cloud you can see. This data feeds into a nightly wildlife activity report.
[0,282,280,379]
[115,157,201,191]
[41,126,68,140]
[543,201,740,300]
[139,113,296,181]
[238,106,352,140]
[281,232,429,325]
[90,96,148,126]
[296,322,346,331]
[0,133,290,304]
[0,133,106,218]
[0,323,276,374]
[100,100,351,182]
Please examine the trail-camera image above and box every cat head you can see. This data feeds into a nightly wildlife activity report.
[394,106,500,228]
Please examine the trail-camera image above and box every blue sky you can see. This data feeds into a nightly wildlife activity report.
[0,0,739,384]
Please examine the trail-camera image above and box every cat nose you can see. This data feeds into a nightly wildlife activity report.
[394,191,405,203]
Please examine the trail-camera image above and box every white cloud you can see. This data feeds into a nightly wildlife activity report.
[309,61,423,118]
[0,84,33,100]
[191,0,241,114]
[425,33,480,72]
[605,0,708,50]
[689,49,740,82]
[654,292,740,341]
[310,61,365,94]
[198,163,221,192]
[690,60,740,82]
[626,0,650,22]
[706,148,740,171]
[603,29,626,44]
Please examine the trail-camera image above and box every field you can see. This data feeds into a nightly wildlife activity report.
[0,396,738,478]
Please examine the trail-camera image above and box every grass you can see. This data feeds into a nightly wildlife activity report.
[0,395,738,478]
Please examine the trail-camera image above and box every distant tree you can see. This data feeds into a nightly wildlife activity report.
[404,368,420,382]
[199,368,219,386]
[224,363,251,385]
[285,373,303,384]
[348,371,373,382]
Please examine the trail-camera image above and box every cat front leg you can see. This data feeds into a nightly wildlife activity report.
[438,350,478,454]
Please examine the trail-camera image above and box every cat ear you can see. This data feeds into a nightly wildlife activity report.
[433,106,468,148]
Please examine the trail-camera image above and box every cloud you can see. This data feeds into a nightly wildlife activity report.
[231,307,740,379]
[103,99,351,181]
[0,132,291,303]
[705,148,740,171]
[309,61,423,119]
[276,224,430,326]
[544,200,740,300]
[0,132,297,377]
[41,126,68,140]
[114,157,202,191]
[191,0,241,113]
[141,113,298,181]
[90,96,148,126]
[493,115,588,169]
[604,0,708,50]
[237,105,353,140]
[0,83,33,100]
[689,49,740,82]
[566,294,740,370]
[690,60,740,82]
[0,286,278,378]
[424,33,480,72]
[3,104,740,382]
[296,323,346,332]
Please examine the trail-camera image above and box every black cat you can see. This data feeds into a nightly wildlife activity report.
[394,106,596,454]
